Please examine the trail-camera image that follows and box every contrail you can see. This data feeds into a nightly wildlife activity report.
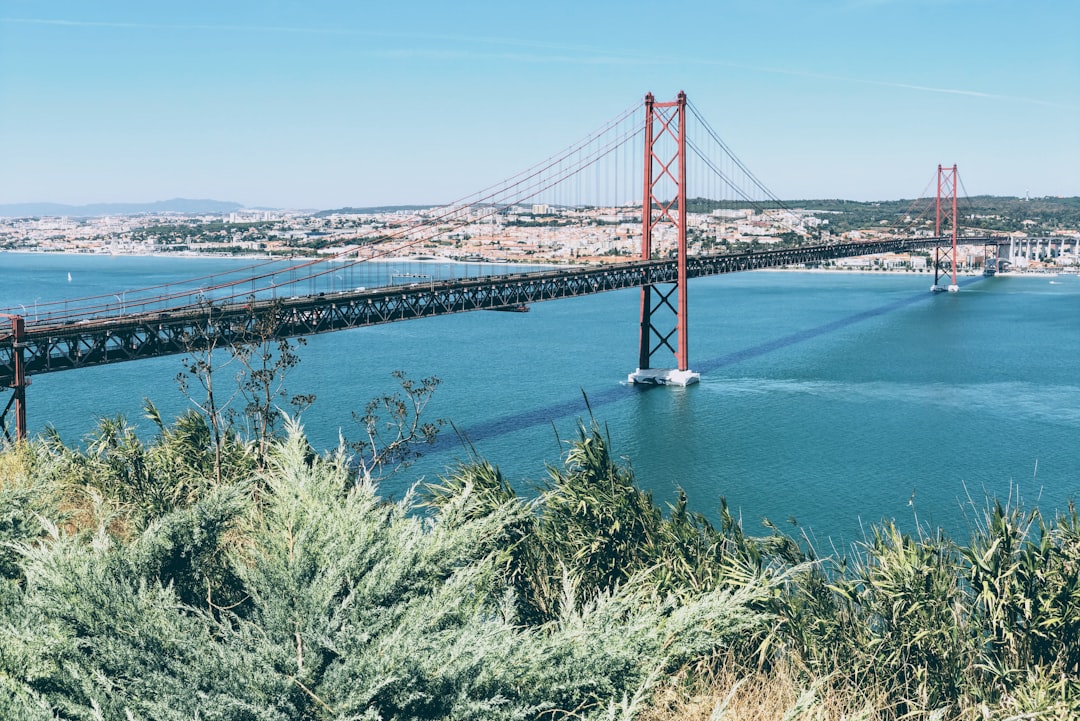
[751,64,1066,108]
[0,17,659,66]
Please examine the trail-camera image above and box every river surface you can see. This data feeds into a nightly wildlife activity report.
[3,252,1079,547]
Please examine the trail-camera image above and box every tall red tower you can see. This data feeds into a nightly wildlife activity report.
[629,91,699,386]
[931,164,960,293]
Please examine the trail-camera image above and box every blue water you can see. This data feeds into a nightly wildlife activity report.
[3,252,1079,546]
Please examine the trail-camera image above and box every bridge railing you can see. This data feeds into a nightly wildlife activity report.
[1,234,1008,334]
[1,256,562,329]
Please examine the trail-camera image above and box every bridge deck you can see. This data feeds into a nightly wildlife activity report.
[0,236,1004,386]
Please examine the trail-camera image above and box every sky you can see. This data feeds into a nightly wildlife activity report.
[0,0,1077,209]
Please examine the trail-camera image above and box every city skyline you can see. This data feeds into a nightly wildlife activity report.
[1,0,1077,209]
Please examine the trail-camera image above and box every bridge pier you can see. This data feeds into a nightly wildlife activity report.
[0,314,28,442]
[628,367,700,386]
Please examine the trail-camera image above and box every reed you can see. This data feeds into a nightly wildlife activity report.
[2,412,1079,719]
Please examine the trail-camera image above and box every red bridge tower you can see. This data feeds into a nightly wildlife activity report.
[931,164,960,293]
[628,91,700,386]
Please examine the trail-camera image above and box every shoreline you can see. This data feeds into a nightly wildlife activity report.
[744,266,1072,278]
[3,248,1073,277]
[0,248,554,267]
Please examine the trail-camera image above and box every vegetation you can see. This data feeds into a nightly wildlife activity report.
[313,205,438,218]
[2,363,1080,718]
[688,195,1080,236]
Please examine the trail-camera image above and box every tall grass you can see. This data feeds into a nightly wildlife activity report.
[1,413,1079,719]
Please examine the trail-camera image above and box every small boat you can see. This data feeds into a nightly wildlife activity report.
[490,303,529,313]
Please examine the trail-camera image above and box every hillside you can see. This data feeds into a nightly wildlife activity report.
[0,198,245,218]
[689,195,1080,235]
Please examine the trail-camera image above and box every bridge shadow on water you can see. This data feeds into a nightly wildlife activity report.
[432,275,986,452]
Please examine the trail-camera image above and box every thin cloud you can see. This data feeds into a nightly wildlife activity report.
[801,70,1066,109]
[0,16,620,53]
[693,58,1069,110]
[372,48,641,66]
[839,0,970,8]
[2,16,1066,109]
[0,16,666,69]
[1,16,362,34]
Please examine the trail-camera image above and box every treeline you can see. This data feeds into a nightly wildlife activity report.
[313,205,436,217]
[688,195,1080,236]
[130,220,281,243]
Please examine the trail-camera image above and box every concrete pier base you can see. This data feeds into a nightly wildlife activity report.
[627,368,700,386]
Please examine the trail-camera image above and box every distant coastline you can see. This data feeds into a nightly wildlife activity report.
[3,247,1070,279]
[0,199,246,218]
[0,248,552,267]
[1,247,276,261]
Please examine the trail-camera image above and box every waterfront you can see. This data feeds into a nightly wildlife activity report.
[3,252,1079,546]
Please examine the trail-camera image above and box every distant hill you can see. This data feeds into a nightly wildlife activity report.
[0,198,245,218]
[313,205,437,217]
[687,195,1080,235]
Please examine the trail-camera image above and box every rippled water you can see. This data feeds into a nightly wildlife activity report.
[4,252,1079,545]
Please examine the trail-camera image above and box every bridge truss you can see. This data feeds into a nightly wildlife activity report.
[932,164,961,292]
[0,234,1006,441]
[0,91,995,441]
[633,91,696,385]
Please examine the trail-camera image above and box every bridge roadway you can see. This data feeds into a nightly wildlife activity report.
[1,235,1004,387]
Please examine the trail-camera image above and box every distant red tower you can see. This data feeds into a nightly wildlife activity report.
[932,164,960,293]
[629,91,699,386]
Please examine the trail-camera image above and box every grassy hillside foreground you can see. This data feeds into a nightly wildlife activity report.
[1,409,1079,720]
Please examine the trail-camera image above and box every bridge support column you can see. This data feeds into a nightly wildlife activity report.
[0,315,28,443]
[983,240,1000,275]
[629,91,699,386]
[931,164,960,293]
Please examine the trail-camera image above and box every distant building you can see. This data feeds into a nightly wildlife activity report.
[711,209,752,219]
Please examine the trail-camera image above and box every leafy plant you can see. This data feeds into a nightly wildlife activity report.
[348,370,445,484]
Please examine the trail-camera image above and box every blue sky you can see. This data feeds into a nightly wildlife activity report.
[1,0,1077,208]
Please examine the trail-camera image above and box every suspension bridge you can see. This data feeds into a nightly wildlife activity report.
[1,91,1005,441]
